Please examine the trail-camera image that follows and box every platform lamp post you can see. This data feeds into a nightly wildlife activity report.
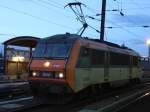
[12,55,25,79]
[146,39,150,59]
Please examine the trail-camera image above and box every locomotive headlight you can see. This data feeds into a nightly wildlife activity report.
[44,61,50,67]
[59,73,64,78]
[55,72,64,79]
[32,72,37,77]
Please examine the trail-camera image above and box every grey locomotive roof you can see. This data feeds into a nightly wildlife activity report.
[43,33,139,56]
[44,33,80,43]
[45,33,81,40]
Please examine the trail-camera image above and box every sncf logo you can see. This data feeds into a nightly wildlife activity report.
[53,64,60,68]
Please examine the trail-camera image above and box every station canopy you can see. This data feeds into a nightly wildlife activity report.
[3,36,40,48]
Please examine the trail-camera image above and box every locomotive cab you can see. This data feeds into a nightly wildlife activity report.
[29,34,79,94]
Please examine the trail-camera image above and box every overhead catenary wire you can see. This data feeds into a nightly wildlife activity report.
[105,25,150,29]
[106,19,145,42]
[37,0,150,47]
[109,0,150,46]
[113,0,150,11]
[23,0,101,36]
[37,0,74,14]
[0,4,76,30]
[1,0,148,44]
[74,0,100,14]
[85,14,145,43]
[39,0,81,16]
[47,0,65,8]
[88,25,100,33]
[30,0,73,19]
[105,21,145,45]
[85,5,100,14]
[37,0,63,10]
[86,15,150,29]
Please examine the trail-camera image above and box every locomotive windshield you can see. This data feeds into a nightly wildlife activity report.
[33,39,72,58]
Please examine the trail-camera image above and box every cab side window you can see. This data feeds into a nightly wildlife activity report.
[76,47,91,67]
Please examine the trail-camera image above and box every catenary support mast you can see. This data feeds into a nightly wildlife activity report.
[100,0,106,42]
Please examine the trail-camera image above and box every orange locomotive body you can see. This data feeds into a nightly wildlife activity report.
[29,33,141,94]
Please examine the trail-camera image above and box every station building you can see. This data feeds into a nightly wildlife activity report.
[3,36,40,80]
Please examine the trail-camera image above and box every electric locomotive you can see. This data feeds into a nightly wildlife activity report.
[29,33,142,94]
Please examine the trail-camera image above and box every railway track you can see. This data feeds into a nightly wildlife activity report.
[62,83,150,112]
[1,83,149,112]
[0,81,30,101]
